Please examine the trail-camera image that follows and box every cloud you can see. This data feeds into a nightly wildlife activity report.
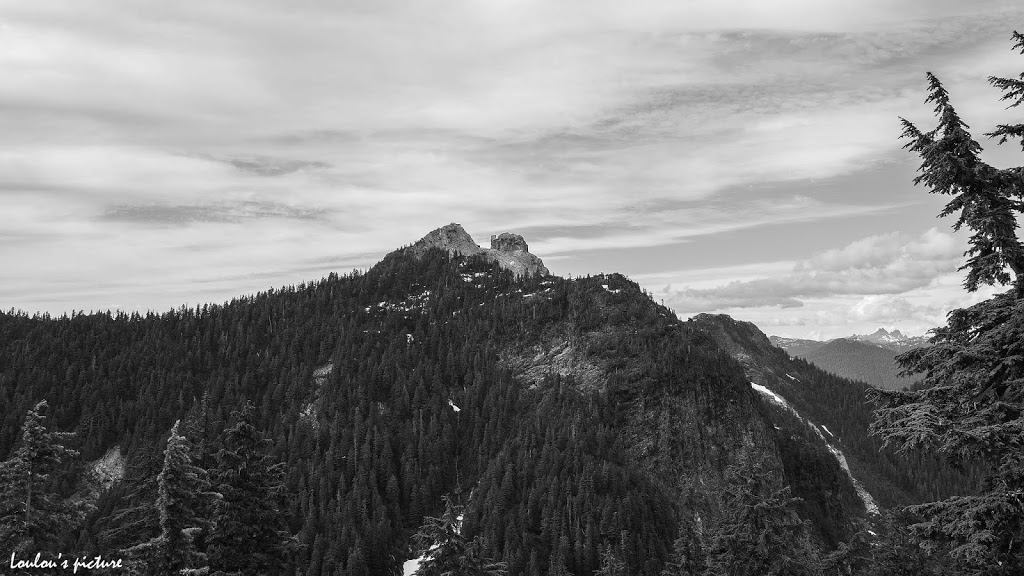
[848,295,944,324]
[222,157,331,177]
[1,0,1022,319]
[661,228,964,312]
[99,201,325,225]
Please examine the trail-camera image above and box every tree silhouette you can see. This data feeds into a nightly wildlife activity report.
[871,30,1024,573]
[0,400,84,556]
[208,402,296,575]
[124,421,210,575]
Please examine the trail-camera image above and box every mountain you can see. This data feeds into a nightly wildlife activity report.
[0,226,975,575]
[764,335,828,358]
[769,329,928,390]
[850,328,930,352]
[803,339,918,391]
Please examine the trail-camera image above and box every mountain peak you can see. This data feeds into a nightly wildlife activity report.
[414,223,482,256]
[410,223,549,277]
[854,327,920,347]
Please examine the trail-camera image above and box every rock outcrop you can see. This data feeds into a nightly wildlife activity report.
[410,223,549,277]
[490,232,530,253]
[412,223,482,257]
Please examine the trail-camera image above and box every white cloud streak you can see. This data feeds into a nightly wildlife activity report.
[661,228,964,311]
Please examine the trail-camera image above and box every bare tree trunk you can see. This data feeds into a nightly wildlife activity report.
[1010,260,1024,299]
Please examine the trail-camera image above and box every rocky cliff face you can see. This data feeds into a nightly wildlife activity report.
[410,223,549,277]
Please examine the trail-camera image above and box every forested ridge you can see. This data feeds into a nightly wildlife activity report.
[0,239,981,575]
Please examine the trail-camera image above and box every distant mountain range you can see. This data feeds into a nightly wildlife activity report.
[769,328,929,390]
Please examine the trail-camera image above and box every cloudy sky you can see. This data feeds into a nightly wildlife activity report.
[2,0,1022,339]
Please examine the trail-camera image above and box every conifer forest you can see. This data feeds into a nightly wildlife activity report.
[2,12,1024,576]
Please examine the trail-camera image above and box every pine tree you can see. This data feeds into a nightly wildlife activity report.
[870,31,1024,574]
[660,520,705,576]
[412,495,507,576]
[0,400,84,556]
[207,401,296,576]
[124,421,210,576]
[988,32,1024,153]
[95,441,162,555]
[897,43,1024,296]
[594,544,626,576]
[702,460,817,576]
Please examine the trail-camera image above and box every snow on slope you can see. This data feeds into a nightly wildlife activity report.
[751,382,789,408]
[750,382,879,515]
[402,514,464,575]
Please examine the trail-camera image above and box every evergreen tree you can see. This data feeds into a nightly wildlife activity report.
[895,32,1024,297]
[0,400,84,555]
[860,511,957,576]
[988,32,1024,153]
[207,401,295,576]
[95,441,163,555]
[702,460,818,576]
[125,421,210,576]
[871,31,1024,574]
[594,545,626,576]
[660,521,705,576]
[412,495,506,576]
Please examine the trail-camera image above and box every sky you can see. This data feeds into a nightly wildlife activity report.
[2,0,1023,339]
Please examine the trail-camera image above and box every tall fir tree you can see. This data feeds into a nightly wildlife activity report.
[412,494,506,576]
[594,545,627,576]
[207,401,295,576]
[870,30,1024,574]
[660,519,705,576]
[124,421,210,576]
[0,400,84,557]
[702,460,818,576]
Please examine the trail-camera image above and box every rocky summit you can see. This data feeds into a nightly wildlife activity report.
[410,223,549,277]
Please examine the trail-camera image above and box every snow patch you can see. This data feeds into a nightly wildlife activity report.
[751,382,791,410]
[750,382,879,515]
[403,512,464,574]
[449,400,461,413]
[313,363,333,384]
[821,424,834,437]
[402,559,419,575]
[785,373,798,381]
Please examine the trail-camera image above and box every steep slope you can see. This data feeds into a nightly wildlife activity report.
[0,226,871,575]
[695,315,981,512]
